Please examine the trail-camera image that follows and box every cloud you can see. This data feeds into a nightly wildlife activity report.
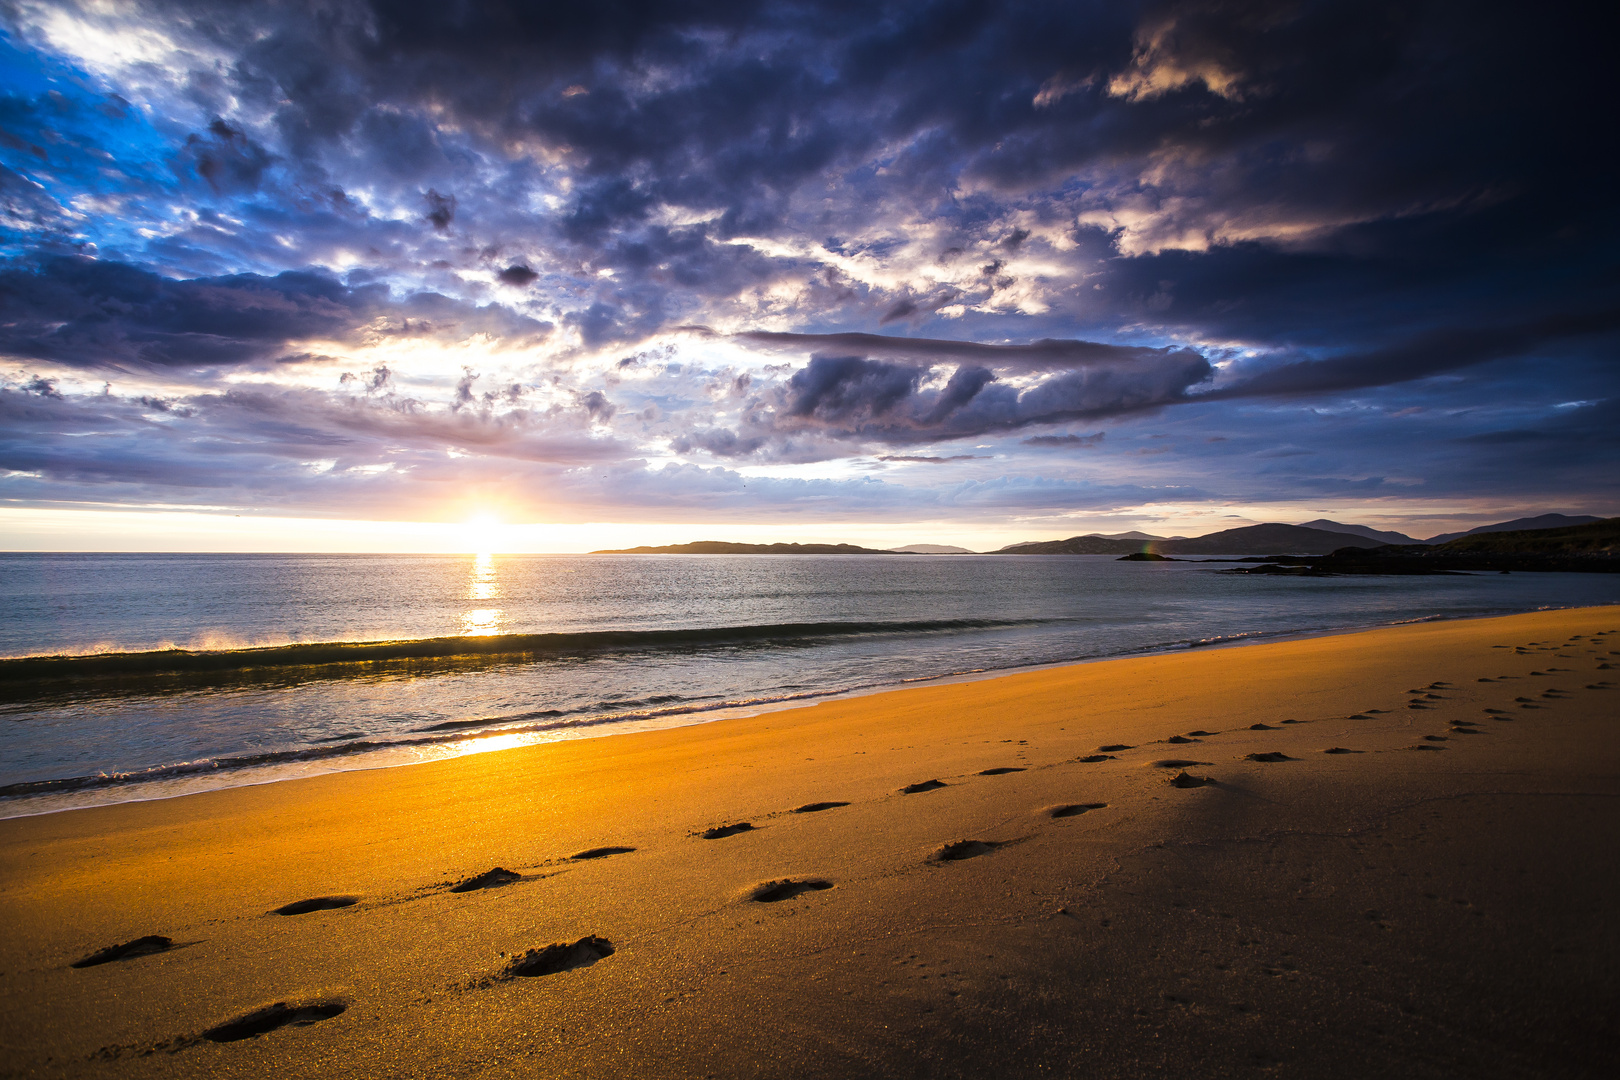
[0,1,1616,527]
[679,341,1212,458]
[0,256,552,371]
[1023,432,1104,447]
[1210,308,1620,400]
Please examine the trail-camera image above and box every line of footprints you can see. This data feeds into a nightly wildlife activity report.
[78,629,1617,1056]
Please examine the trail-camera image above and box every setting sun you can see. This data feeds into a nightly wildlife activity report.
[459,513,507,554]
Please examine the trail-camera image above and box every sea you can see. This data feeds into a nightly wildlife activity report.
[3,551,1616,818]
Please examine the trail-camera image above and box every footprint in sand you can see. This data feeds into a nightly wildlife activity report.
[792,801,850,813]
[502,937,615,978]
[1244,752,1293,762]
[1049,803,1107,818]
[274,896,358,916]
[900,780,947,794]
[978,767,1025,776]
[1407,744,1445,751]
[932,840,999,862]
[1097,744,1133,752]
[203,999,347,1042]
[71,936,173,969]
[1186,730,1216,737]
[1249,723,1277,730]
[1076,754,1115,763]
[1169,771,1215,788]
[1422,734,1448,742]
[1166,735,1199,744]
[749,879,833,902]
[1153,758,1207,768]
[1323,747,1363,754]
[450,868,521,893]
[700,823,755,839]
[572,846,636,860]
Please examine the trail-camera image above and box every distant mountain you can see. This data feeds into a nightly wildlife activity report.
[1296,519,1422,544]
[998,535,1143,554]
[1425,514,1605,544]
[890,544,975,554]
[592,541,898,555]
[1085,531,1166,541]
[1425,517,1619,556]
[998,523,1387,556]
[1153,524,1387,556]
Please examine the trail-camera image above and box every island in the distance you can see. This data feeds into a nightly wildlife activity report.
[590,540,904,555]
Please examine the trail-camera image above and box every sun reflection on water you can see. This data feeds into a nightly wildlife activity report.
[461,552,503,635]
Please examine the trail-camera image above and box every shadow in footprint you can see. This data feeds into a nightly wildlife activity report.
[1186,730,1215,737]
[1245,752,1293,762]
[979,767,1025,776]
[1098,744,1133,752]
[1166,735,1198,744]
[1249,723,1277,730]
[933,840,998,862]
[701,823,754,839]
[900,780,947,794]
[793,802,850,813]
[1076,754,1115,763]
[274,896,358,916]
[71,936,173,969]
[1323,747,1364,754]
[504,936,614,978]
[750,879,833,903]
[1154,758,1207,768]
[450,868,521,893]
[1050,803,1106,818]
[203,999,346,1043]
[572,847,635,860]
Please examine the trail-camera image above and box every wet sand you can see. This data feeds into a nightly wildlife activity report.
[2,607,1617,1078]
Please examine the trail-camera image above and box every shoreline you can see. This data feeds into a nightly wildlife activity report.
[2,607,1617,1077]
[4,603,1607,820]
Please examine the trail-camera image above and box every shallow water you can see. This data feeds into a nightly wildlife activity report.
[2,551,1615,816]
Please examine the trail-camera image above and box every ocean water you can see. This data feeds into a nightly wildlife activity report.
[2,551,1616,817]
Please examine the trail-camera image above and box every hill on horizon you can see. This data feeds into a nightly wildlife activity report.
[1425,514,1605,544]
[1296,519,1422,544]
[999,522,1387,556]
[592,541,899,555]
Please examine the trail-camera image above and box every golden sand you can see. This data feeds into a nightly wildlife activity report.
[2,608,1617,1078]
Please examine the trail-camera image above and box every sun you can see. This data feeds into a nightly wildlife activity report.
[459,513,507,554]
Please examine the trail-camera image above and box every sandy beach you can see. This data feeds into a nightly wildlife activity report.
[1,607,1617,1079]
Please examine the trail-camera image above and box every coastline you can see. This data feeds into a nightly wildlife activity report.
[2,607,1617,1077]
[3,601,1608,819]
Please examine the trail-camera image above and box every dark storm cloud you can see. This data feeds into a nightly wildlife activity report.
[1,0,1616,521]
[176,118,274,195]
[733,332,1192,372]
[0,256,551,371]
[677,344,1212,458]
[1210,308,1620,400]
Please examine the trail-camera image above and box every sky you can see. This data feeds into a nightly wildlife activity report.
[1,0,1615,552]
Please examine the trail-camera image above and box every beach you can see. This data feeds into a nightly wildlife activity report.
[2,607,1616,1078]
